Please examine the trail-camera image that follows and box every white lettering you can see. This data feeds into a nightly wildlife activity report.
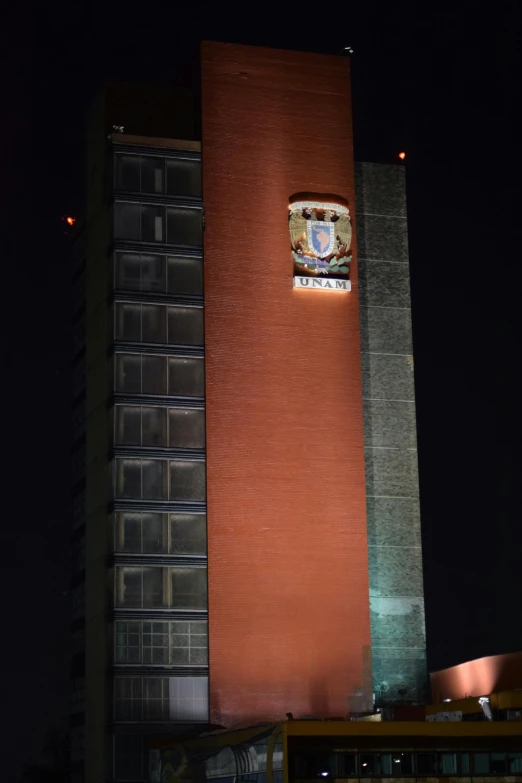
[293,276,351,292]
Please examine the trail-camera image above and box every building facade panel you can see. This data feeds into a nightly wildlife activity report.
[356,162,427,705]
[202,41,371,726]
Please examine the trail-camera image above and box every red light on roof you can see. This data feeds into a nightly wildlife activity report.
[398,151,406,160]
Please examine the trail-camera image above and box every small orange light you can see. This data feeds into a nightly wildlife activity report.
[66,216,76,226]
[398,151,406,160]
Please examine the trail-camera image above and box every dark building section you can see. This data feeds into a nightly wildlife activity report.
[75,87,208,783]
[356,163,427,705]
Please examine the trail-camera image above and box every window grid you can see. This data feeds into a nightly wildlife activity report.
[114,201,202,246]
[114,302,204,347]
[114,676,208,722]
[113,511,207,556]
[289,751,522,778]
[114,251,203,296]
[114,153,201,198]
[114,353,205,398]
[114,457,206,502]
[115,565,207,610]
[115,620,208,666]
[114,405,205,449]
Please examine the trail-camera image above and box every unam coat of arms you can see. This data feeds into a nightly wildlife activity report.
[289,198,352,280]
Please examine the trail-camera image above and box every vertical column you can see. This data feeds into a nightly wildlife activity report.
[355,162,428,705]
[202,42,372,726]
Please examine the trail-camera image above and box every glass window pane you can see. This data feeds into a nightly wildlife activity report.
[167,257,203,295]
[114,202,141,240]
[166,158,201,197]
[120,567,142,607]
[141,304,166,343]
[116,406,141,445]
[141,407,167,447]
[169,409,205,449]
[360,754,379,777]
[439,752,457,775]
[115,303,141,341]
[142,513,167,553]
[167,306,204,346]
[417,754,437,776]
[168,358,204,397]
[116,354,141,393]
[460,753,470,774]
[168,676,208,721]
[141,253,166,292]
[118,512,142,552]
[473,753,490,774]
[141,204,164,243]
[119,459,141,498]
[169,460,206,501]
[142,459,167,500]
[115,154,140,191]
[490,754,506,774]
[142,567,165,607]
[142,355,167,395]
[166,206,202,246]
[115,252,141,290]
[141,156,165,194]
[508,753,522,774]
[170,567,207,610]
[169,514,206,555]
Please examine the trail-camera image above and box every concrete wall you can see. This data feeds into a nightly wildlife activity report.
[355,163,428,704]
[202,41,371,726]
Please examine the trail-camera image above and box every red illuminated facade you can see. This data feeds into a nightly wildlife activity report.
[201,42,371,726]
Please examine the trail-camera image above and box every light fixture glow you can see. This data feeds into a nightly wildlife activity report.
[66,216,76,226]
[398,151,406,160]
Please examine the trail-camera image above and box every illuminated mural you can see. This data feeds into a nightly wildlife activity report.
[289,198,352,290]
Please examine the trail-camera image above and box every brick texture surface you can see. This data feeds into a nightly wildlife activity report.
[201,42,371,726]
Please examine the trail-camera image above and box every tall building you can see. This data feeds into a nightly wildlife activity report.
[70,42,427,783]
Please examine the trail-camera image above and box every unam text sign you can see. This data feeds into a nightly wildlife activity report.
[294,276,351,291]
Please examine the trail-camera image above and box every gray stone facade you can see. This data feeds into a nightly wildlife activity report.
[355,162,428,705]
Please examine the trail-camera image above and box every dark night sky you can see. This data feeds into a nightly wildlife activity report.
[3,1,522,778]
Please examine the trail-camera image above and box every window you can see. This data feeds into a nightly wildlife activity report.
[116,566,166,608]
[167,205,202,245]
[114,458,205,501]
[167,255,203,295]
[360,754,379,776]
[115,302,203,346]
[170,566,207,609]
[141,156,165,194]
[115,566,207,609]
[473,753,490,774]
[166,158,201,197]
[439,752,457,775]
[114,202,141,241]
[114,676,208,722]
[115,251,202,295]
[116,458,168,500]
[115,405,204,449]
[169,460,206,501]
[384,753,413,776]
[417,754,437,776]
[508,753,522,774]
[114,511,206,555]
[115,620,208,666]
[115,353,204,397]
[115,154,140,191]
[114,202,202,246]
[490,753,506,774]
